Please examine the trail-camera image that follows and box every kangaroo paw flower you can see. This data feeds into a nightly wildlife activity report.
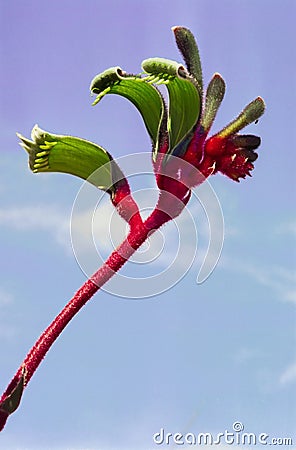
[2,25,265,434]
[17,125,142,226]
[90,27,265,195]
[204,97,265,181]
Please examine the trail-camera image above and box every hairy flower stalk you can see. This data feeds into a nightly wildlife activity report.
[0,26,265,431]
[0,218,161,431]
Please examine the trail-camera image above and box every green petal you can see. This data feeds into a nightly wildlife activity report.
[17,125,121,193]
[142,57,201,159]
[90,67,165,154]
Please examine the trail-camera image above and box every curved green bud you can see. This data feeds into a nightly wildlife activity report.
[90,67,165,154]
[172,26,203,94]
[17,125,123,193]
[90,66,125,102]
[142,57,188,79]
[142,57,201,159]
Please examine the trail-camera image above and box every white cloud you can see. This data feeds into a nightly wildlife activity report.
[0,177,225,289]
[0,201,129,261]
[71,198,127,255]
[61,184,224,297]
[221,256,296,304]
[279,362,296,386]
[0,205,71,251]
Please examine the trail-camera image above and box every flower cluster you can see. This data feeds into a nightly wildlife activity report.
[0,26,265,433]
[90,27,265,199]
[19,27,264,225]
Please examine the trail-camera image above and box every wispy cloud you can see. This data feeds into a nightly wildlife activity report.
[279,361,296,386]
[71,198,127,255]
[71,193,222,268]
[222,256,296,304]
[0,176,224,288]
[2,201,293,302]
[280,362,296,386]
[0,205,71,251]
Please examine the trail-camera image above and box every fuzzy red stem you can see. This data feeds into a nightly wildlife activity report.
[0,203,179,431]
[0,177,191,432]
[1,227,146,392]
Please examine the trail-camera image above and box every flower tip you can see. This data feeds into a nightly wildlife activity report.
[246,97,265,121]
[171,25,187,33]
[240,97,265,127]
[31,124,41,142]
[209,73,226,95]
[172,25,192,36]
[91,96,101,106]
[213,72,225,83]
[257,96,265,108]
[17,133,34,153]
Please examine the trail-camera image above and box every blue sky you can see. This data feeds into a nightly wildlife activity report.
[0,0,295,449]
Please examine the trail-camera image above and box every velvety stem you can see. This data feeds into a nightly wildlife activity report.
[0,204,177,431]
[1,228,145,389]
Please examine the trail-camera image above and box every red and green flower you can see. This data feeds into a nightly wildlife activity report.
[1,26,265,432]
